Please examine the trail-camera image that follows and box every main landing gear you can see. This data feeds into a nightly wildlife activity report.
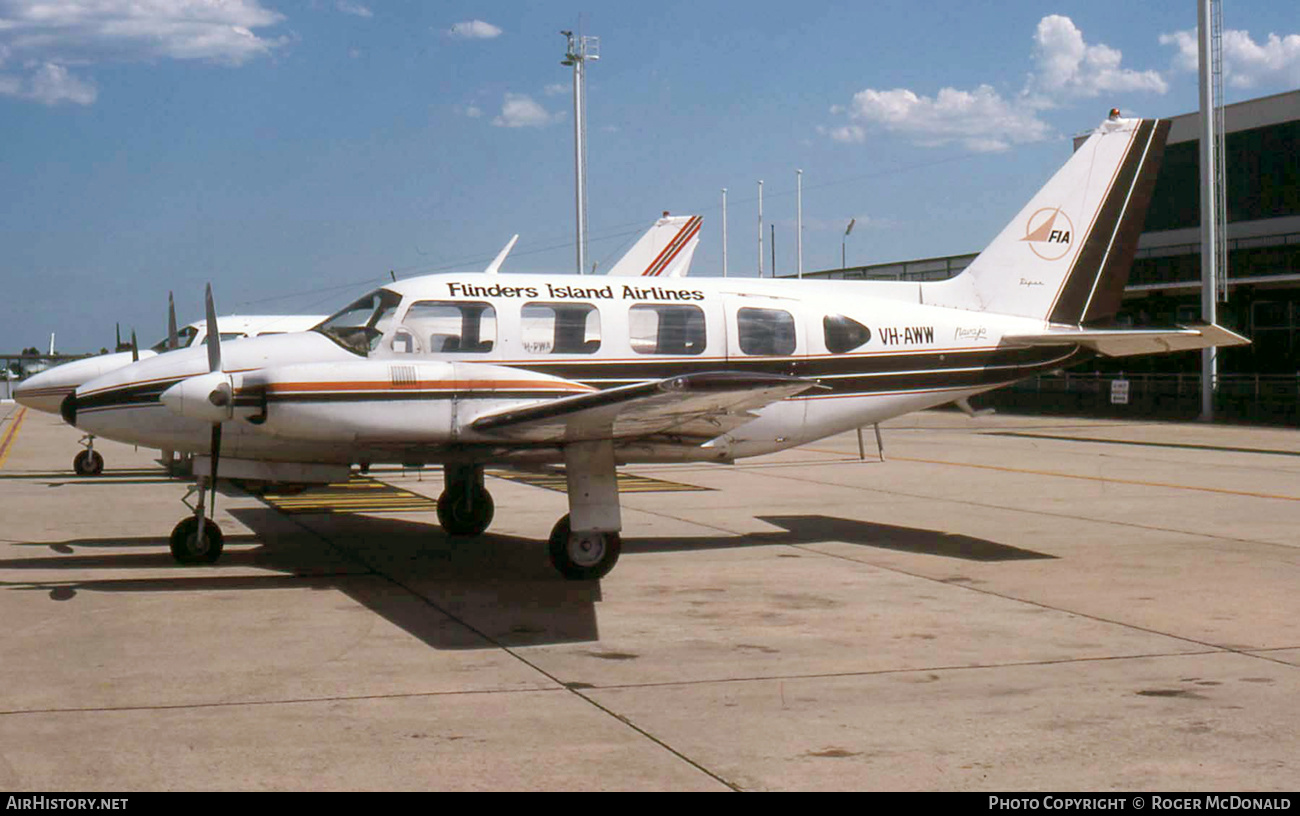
[437,443,624,581]
[437,463,495,536]
[72,435,104,476]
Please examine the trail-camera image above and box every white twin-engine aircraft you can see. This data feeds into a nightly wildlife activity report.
[62,115,1246,580]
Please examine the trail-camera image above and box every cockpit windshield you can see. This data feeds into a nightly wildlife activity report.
[148,325,199,354]
[313,288,402,356]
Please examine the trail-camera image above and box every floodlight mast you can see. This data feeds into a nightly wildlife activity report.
[562,30,599,274]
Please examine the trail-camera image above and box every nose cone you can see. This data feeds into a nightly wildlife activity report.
[14,350,156,415]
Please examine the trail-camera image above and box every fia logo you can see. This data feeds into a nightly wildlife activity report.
[1020,207,1074,261]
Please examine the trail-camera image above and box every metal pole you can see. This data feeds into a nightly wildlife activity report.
[796,169,803,279]
[563,31,598,276]
[757,180,764,277]
[721,188,728,278]
[771,224,776,277]
[573,54,586,275]
[1198,0,1217,420]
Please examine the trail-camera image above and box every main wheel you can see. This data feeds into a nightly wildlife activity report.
[169,517,225,564]
[547,514,621,581]
[436,482,495,536]
[73,449,104,476]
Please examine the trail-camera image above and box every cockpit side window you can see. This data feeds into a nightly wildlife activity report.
[314,289,403,356]
[400,301,496,354]
[737,308,796,356]
[823,315,872,353]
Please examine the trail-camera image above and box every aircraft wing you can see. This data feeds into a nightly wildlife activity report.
[1002,324,1250,358]
[606,215,702,277]
[470,371,818,443]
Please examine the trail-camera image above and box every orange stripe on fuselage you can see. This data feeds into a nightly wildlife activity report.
[262,380,595,394]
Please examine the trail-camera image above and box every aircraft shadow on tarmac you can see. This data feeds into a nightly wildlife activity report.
[0,508,1050,650]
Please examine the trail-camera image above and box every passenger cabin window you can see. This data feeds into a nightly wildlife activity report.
[400,301,496,354]
[823,315,872,353]
[629,304,706,355]
[737,307,796,356]
[522,303,600,355]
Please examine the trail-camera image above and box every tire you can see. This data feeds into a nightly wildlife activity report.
[436,482,495,536]
[547,515,621,581]
[73,449,104,476]
[169,517,225,564]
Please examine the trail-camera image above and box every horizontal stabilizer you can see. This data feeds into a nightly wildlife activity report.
[471,371,820,443]
[1002,324,1249,358]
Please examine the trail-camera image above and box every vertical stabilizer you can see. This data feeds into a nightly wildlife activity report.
[928,116,1170,325]
[607,214,702,277]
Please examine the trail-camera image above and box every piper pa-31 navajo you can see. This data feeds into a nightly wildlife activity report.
[61,115,1246,580]
[16,212,699,474]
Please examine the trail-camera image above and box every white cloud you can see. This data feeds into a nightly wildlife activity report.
[0,60,96,105]
[0,0,286,104]
[463,105,482,119]
[543,82,566,96]
[1028,15,1167,101]
[336,2,372,19]
[838,85,1052,153]
[448,20,502,40]
[0,0,287,66]
[1160,27,1300,89]
[825,15,1165,152]
[491,92,561,128]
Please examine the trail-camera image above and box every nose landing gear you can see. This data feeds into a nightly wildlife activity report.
[72,435,103,476]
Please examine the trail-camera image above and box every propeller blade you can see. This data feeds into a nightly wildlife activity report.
[204,284,221,374]
[208,422,222,521]
[168,291,178,350]
[130,329,139,363]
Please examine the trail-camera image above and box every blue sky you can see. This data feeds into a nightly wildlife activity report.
[2,1,1298,353]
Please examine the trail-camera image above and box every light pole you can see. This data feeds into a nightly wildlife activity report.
[721,188,728,278]
[561,30,598,275]
[796,169,803,279]
[842,217,856,270]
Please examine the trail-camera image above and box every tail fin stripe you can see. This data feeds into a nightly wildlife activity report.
[1048,119,1169,325]
[644,215,702,276]
[1046,119,1151,324]
[1078,121,1165,323]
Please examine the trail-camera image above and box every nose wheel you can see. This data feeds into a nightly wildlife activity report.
[72,435,103,476]
[169,515,224,564]
[72,448,104,476]
[547,515,621,581]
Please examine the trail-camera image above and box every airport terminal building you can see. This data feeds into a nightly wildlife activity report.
[797,90,1300,423]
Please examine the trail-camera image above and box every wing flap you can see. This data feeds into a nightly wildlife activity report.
[1003,324,1250,358]
[469,371,819,443]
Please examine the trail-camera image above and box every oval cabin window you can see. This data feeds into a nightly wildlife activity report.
[823,315,872,353]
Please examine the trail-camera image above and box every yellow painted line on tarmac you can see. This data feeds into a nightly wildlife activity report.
[878,453,1300,503]
[258,476,439,515]
[0,407,28,470]
[486,469,712,494]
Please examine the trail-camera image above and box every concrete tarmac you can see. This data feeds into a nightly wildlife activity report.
[1,400,1297,791]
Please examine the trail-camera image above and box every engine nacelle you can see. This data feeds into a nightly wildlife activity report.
[249,359,590,443]
[159,371,236,424]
